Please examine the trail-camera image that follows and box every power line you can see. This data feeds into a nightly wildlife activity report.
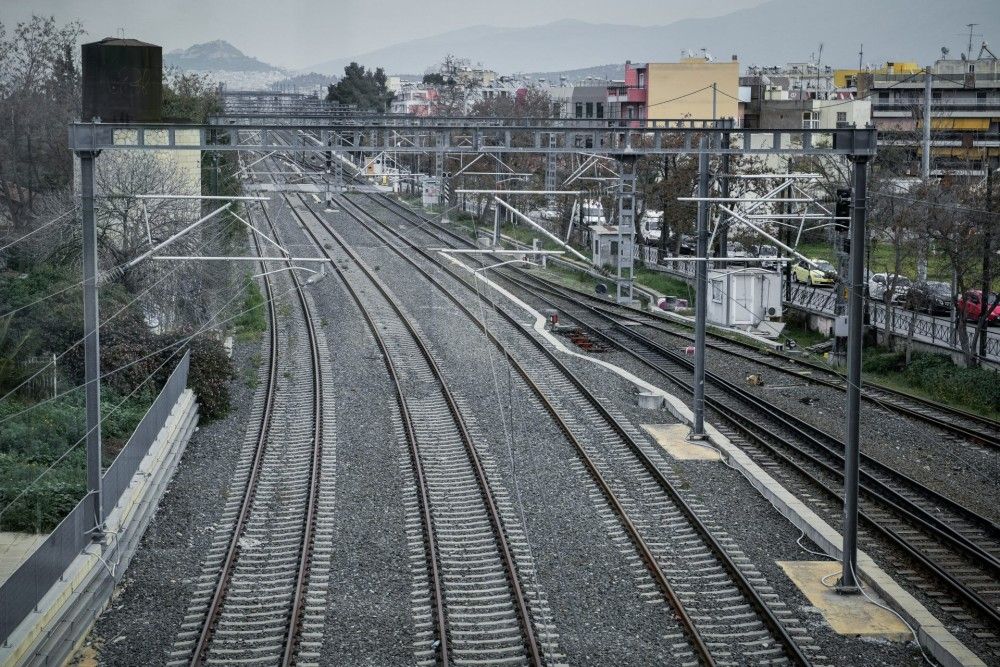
[0,276,303,426]
[0,222,234,405]
[0,207,78,253]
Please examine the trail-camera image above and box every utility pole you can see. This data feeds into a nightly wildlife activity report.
[718,119,731,259]
[918,66,933,282]
[711,82,717,122]
[79,149,104,538]
[692,136,711,438]
[922,67,932,181]
[616,156,637,304]
[210,152,220,197]
[838,152,870,594]
[980,131,996,361]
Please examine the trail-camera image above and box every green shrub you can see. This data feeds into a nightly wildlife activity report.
[902,353,1000,415]
[863,350,905,374]
[232,275,267,339]
[0,390,153,532]
[186,338,235,422]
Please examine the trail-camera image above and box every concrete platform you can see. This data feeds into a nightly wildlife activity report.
[0,532,46,586]
[779,560,911,640]
[640,423,722,461]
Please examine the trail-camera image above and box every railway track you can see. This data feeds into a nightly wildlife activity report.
[271,180,552,666]
[352,191,1000,638]
[168,179,328,666]
[301,186,816,665]
[372,191,1000,453]
[576,298,1000,452]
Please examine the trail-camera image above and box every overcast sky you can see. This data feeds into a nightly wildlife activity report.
[4,0,768,69]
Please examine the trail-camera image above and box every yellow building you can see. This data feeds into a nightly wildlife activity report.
[609,58,739,122]
[833,61,922,89]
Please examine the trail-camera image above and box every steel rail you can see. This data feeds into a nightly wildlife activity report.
[283,190,543,667]
[331,191,811,666]
[492,274,1000,629]
[257,200,325,667]
[190,172,324,666]
[191,190,322,665]
[361,180,1000,450]
[580,299,1000,451]
[189,202,279,667]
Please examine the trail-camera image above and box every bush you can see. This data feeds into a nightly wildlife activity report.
[186,337,235,422]
[0,390,153,532]
[862,350,905,374]
[865,350,1000,416]
[232,275,267,339]
[902,353,1000,415]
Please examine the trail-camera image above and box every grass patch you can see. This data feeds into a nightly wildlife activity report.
[0,391,153,532]
[862,350,1000,419]
[780,320,830,349]
[633,267,696,304]
[232,275,267,340]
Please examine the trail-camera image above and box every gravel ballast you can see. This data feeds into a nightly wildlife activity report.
[79,339,263,665]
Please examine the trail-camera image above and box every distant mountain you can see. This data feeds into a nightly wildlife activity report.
[303,0,1000,75]
[166,40,280,72]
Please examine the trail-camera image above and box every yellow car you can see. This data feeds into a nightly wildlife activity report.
[792,258,837,287]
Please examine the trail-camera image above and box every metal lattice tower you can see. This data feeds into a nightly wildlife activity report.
[616,157,637,304]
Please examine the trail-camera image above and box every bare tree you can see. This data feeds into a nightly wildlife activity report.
[0,16,84,227]
[431,54,480,117]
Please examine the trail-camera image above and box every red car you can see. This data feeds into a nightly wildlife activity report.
[956,290,1000,324]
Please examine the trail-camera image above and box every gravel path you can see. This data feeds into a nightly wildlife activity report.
[77,339,263,666]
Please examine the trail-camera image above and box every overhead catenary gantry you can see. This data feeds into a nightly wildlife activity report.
[70,109,877,595]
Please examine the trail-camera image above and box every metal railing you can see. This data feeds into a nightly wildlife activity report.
[0,350,190,645]
[789,283,1000,362]
[630,256,999,362]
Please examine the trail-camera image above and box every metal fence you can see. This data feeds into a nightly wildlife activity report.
[0,350,190,645]
[789,283,1000,363]
[635,252,1000,363]
[868,301,1000,362]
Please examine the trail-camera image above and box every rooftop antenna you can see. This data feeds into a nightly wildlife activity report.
[858,44,864,72]
[966,23,980,59]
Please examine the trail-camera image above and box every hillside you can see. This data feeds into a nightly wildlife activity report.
[165,39,280,72]
[302,0,1000,75]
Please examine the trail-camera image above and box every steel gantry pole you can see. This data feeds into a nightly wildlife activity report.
[838,153,870,593]
[692,136,711,438]
[718,128,731,259]
[79,150,104,537]
[616,155,637,304]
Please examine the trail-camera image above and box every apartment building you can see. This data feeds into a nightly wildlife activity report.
[608,56,740,123]
[862,54,1000,173]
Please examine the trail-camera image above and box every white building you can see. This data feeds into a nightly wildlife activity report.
[706,267,783,333]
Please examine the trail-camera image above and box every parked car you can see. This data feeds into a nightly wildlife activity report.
[956,290,1000,324]
[674,234,696,256]
[728,241,748,258]
[906,280,952,316]
[868,273,912,303]
[791,258,836,286]
[751,244,780,269]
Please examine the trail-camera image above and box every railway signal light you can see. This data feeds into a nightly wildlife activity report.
[835,188,851,231]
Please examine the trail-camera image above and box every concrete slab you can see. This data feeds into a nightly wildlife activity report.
[640,423,722,461]
[778,560,911,641]
[0,532,46,585]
